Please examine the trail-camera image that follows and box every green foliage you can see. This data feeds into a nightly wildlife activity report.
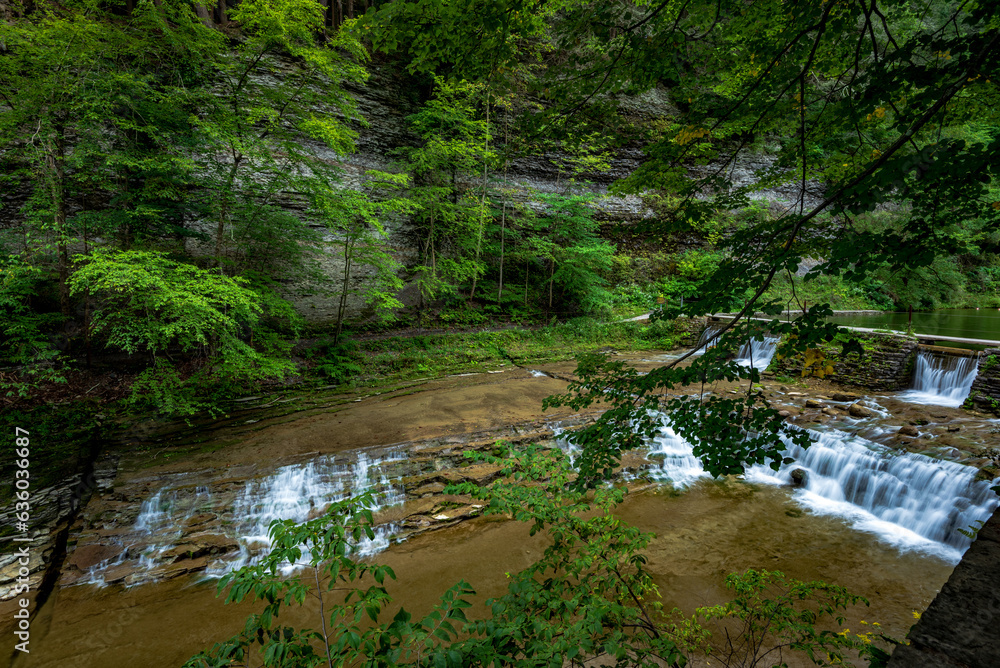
[309,170,414,342]
[399,78,493,304]
[190,445,898,668]
[190,0,367,276]
[68,250,295,413]
[0,255,65,396]
[307,340,364,386]
[696,569,898,668]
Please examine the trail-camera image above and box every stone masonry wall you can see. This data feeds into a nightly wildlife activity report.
[769,332,920,391]
[967,347,1000,415]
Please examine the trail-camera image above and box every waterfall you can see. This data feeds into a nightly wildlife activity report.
[645,417,997,563]
[692,326,723,355]
[734,335,781,369]
[693,327,780,370]
[215,452,404,576]
[898,351,980,408]
[79,452,406,586]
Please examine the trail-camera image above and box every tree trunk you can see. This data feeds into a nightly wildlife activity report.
[497,201,505,302]
[548,260,554,309]
[347,0,354,19]
[335,240,353,345]
[217,0,228,26]
[48,126,70,318]
[214,155,243,271]
[469,96,489,301]
[193,1,214,28]
[524,259,529,306]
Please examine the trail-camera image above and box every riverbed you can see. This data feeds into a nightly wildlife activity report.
[5,353,999,668]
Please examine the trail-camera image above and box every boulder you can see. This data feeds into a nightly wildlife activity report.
[849,403,874,418]
[898,425,920,437]
[832,392,860,402]
[946,425,962,433]
[790,468,808,486]
[805,399,824,408]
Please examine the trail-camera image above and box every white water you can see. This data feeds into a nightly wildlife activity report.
[644,417,997,563]
[734,336,781,370]
[693,327,780,370]
[82,453,405,586]
[897,351,980,408]
[217,452,405,575]
[692,326,723,355]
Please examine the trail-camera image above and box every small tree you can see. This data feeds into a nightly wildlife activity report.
[399,79,493,306]
[310,171,416,343]
[68,250,296,414]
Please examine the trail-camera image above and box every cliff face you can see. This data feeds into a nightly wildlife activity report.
[0,58,824,325]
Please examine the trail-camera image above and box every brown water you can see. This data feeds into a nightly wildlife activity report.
[11,482,951,668]
[6,359,985,668]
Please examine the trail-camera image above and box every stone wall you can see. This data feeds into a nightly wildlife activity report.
[967,348,1000,415]
[887,505,1000,667]
[769,332,920,391]
[674,316,709,347]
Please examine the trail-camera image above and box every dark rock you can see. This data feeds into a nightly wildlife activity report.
[887,508,1000,667]
[898,425,920,437]
[831,392,860,402]
[790,469,807,486]
[805,399,824,408]
[946,425,961,433]
[849,403,874,418]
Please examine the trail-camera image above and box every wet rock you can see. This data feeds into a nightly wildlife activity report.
[832,392,860,402]
[145,557,210,582]
[66,544,123,571]
[849,403,874,418]
[947,425,962,433]
[162,534,239,561]
[430,505,483,522]
[910,418,930,426]
[778,410,792,418]
[412,482,446,496]
[439,463,504,487]
[805,399,824,409]
[183,513,216,528]
[899,425,920,437]
[821,407,838,417]
[790,469,808,486]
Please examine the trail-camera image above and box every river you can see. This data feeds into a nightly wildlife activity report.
[4,352,999,668]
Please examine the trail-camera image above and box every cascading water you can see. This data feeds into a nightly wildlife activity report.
[212,452,405,576]
[692,326,723,355]
[81,452,405,586]
[734,335,781,369]
[644,416,997,563]
[897,351,980,408]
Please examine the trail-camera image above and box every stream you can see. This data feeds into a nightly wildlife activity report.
[4,348,999,668]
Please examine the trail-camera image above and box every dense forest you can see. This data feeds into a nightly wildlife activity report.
[1,0,999,664]
[1,0,997,419]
